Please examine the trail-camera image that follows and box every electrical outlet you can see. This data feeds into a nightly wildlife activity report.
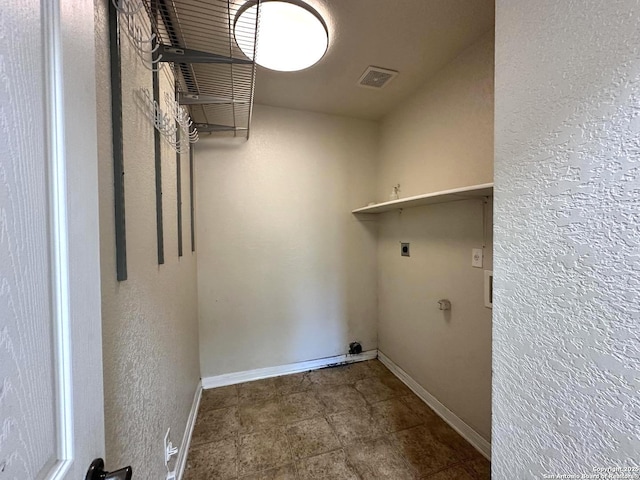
[401,242,410,257]
[472,248,483,268]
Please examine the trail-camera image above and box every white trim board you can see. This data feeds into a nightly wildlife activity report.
[174,381,202,480]
[378,351,491,460]
[201,350,378,390]
[46,0,74,477]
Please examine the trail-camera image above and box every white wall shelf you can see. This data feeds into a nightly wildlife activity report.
[352,183,493,214]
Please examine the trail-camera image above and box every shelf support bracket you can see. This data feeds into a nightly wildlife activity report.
[179,93,247,105]
[194,123,249,133]
[156,45,253,65]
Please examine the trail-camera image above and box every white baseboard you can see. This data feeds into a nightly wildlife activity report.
[174,381,202,480]
[201,350,378,390]
[378,351,491,460]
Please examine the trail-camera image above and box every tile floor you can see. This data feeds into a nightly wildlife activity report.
[183,360,490,480]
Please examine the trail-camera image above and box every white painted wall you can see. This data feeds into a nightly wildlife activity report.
[196,105,379,378]
[493,1,640,477]
[377,32,494,202]
[94,1,200,477]
[376,33,494,441]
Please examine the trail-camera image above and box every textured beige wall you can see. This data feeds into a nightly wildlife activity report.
[94,0,200,476]
[377,32,494,201]
[376,33,494,441]
[493,1,640,476]
[196,105,379,378]
[378,200,493,440]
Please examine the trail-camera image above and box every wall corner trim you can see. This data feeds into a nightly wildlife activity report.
[201,350,378,390]
[175,381,202,480]
[377,351,491,460]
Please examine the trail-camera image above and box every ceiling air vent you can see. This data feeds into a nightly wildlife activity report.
[357,66,398,89]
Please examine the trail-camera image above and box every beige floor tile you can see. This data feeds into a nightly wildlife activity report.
[191,406,240,446]
[429,420,480,460]
[315,384,368,413]
[356,372,413,403]
[239,398,283,433]
[337,361,374,382]
[239,464,298,480]
[379,374,413,396]
[326,409,384,446]
[398,395,444,426]
[296,449,359,480]
[280,391,325,424]
[186,362,484,480]
[346,437,416,479]
[238,378,278,404]
[354,377,398,403]
[285,417,341,459]
[424,465,475,480]
[463,457,491,479]
[200,385,238,412]
[183,437,237,480]
[238,427,292,476]
[390,425,466,477]
[274,372,313,396]
[308,366,352,386]
[371,397,423,433]
[364,359,393,378]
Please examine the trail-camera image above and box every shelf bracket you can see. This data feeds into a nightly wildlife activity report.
[194,123,249,133]
[156,45,253,65]
[179,93,247,105]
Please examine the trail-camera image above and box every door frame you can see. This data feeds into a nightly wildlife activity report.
[45,0,73,475]
[44,1,105,478]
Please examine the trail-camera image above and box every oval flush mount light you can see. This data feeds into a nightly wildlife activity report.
[235,0,329,72]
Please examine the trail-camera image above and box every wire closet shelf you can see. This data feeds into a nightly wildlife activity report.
[143,0,260,138]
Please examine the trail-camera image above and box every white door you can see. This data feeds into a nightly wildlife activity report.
[1,1,106,479]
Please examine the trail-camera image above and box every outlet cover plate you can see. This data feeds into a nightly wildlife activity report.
[401,243,410,257]
[472,248,483,268]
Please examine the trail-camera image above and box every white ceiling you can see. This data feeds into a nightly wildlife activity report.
[253,0,495,120]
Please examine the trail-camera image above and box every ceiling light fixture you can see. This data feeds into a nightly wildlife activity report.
[235,0,329,72]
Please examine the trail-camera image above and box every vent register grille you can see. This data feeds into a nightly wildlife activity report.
[145,0,260,137]
[357,66,398,89]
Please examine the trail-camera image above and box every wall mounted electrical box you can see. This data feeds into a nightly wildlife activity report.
[401,243,410,257]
